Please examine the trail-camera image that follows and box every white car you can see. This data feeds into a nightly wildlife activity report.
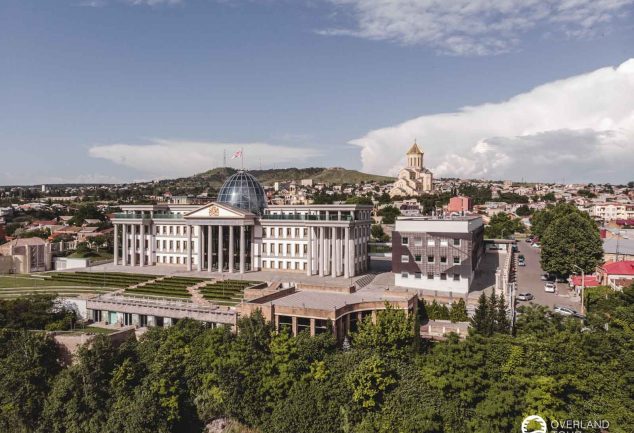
[531,243,541,248]
[553,306,581,317]
[544,282,556,293]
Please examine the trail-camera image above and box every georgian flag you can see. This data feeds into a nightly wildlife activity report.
[231,150,242,159]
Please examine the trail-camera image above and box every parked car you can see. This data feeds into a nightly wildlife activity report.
[517,293,534,301]
[518,254,526,266]
[525,238,533,243]
[531,243,541,248]
[544,282,556,293]
[553,306,583,318]
[540,273,550,281]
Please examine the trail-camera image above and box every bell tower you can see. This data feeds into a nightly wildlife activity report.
[406,141,424,169]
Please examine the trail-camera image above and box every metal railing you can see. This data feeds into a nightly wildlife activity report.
[261,214,353,221]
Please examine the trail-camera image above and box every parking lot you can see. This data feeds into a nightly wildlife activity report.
[515,240,582,311]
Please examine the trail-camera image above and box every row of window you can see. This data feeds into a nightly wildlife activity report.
[157,225,187,236]
[401,272,461,281]
[262,260,307,271]
[401,237,461,247]
[262,242,308,255]
[263,227,309,238]
[401,255,461,264]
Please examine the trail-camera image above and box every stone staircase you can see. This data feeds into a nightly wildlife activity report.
[187,280,216,306]
[116,276,165,294]
[354,272,379,290]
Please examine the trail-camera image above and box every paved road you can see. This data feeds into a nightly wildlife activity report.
[515,240,581,311]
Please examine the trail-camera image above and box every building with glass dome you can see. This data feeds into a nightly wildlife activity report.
[111,171,372,277]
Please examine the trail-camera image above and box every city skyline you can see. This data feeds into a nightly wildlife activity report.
[2,0,633,185]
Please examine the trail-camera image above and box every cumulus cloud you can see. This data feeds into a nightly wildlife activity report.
[89,139,322,179]
[321,0,634,55]
[351,58,634,183]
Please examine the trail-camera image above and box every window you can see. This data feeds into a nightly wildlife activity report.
[414,238,423,246]
[287,244,291,254]
[401,236,409,245]
[415,272,422,279]
[427,255,434,263]
[453,273,460,281]
[454,256,460,264]
[440,240,448,247]
[169,226,173,234]
[263,260,267,268]
[278,244,283,254]
[295,228,299,237]
[263,228,267,237]
[303,228,308,237]
[427,239,435,246]
[415,254,422,262]
[262,243,267,254]
[453,238,460,246]
[401,255,409,263]
[295,244,300,254]
[440,256,447,264]
[287,228,291,237]
[440,273,447,280]
[401,272,409,278]
[427,273,434,280]
[278,228,283,237]
[303,244,307,254]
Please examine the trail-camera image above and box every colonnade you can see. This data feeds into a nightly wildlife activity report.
[187,224,253,274]
[114,223,154,267]
[306,225,367,278]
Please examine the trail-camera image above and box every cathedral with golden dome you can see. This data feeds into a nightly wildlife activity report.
[389,141,434,197]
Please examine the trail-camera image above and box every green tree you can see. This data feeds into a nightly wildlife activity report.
[353,304,415,359]
[515,204,532,217]
[347,355,396,410]
[370,225,389,242]
[449,298,469,323]
[529,202,578,238]
[540,212,603,275]
[377,206,401,225]
[484,213,525,239]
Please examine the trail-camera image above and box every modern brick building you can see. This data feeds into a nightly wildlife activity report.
[391,216,484,294]
[446,196,473,214]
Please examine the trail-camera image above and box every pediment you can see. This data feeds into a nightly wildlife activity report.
[184,202,253,219]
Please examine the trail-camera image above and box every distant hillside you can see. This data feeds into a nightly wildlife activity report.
[184,167,394,188]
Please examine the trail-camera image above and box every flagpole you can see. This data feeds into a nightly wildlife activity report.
[241,147,244,170]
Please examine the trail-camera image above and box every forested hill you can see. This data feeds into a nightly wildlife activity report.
[160,167,394,189]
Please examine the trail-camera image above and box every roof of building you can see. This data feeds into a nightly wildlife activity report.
[217,170,267,215]
[0,237,46,252]
[570,275,600,287]
[267,289,410,311]
[406,142,423,155]
[601,261,634,275]
[603,238,634,256]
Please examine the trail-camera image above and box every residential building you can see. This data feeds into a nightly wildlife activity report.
[391,216,484,294]
[597,261,634,287]
[446,196,473,214]
[0,238,52,274]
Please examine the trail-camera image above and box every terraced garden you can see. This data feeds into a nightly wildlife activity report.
[199,279,263,306]
[0,272,159,299]
[124,276,210,299]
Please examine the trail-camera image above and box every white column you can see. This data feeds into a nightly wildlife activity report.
[113,224,119,265]
[139,223,145,267]
[319,226,325,277]
[197,226,203,271]
[131,224,137,266]
[228,226,235,273]
[344,226,350,278]
[218,225,224,272]
[207,226,213,272]
[349,227,356,277]
[122,224,128,266]
[306,225,312,276]
[331,226,337,278]
[148,225,154,266]
[250,227,255,271]
[187,225,193,271]
[240,226,245,274]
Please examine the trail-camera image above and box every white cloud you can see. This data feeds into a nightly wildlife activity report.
[321,0,634,55]
[88,139,322,179]
[350,58,634,183]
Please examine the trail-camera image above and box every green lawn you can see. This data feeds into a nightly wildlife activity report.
[0,276,75,288]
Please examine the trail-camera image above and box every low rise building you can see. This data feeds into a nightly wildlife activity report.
[0,238,52,274]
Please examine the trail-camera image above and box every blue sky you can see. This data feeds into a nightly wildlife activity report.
[1,0,633,184]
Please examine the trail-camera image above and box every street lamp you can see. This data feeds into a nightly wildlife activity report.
[572,264,585,315]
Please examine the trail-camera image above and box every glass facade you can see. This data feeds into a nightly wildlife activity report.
[217,171,267,215]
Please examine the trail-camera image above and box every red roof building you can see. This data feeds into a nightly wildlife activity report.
[597,260,634,285]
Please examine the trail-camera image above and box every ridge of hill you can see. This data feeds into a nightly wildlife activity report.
[165,167,394,189]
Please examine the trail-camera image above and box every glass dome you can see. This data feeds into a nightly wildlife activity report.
[217,171,267,215]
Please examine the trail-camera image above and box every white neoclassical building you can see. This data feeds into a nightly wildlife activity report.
[112,171,372,278]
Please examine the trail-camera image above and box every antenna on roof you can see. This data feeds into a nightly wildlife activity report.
[223,149,226,168]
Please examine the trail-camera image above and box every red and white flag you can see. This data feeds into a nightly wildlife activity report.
[231,150,242,159]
